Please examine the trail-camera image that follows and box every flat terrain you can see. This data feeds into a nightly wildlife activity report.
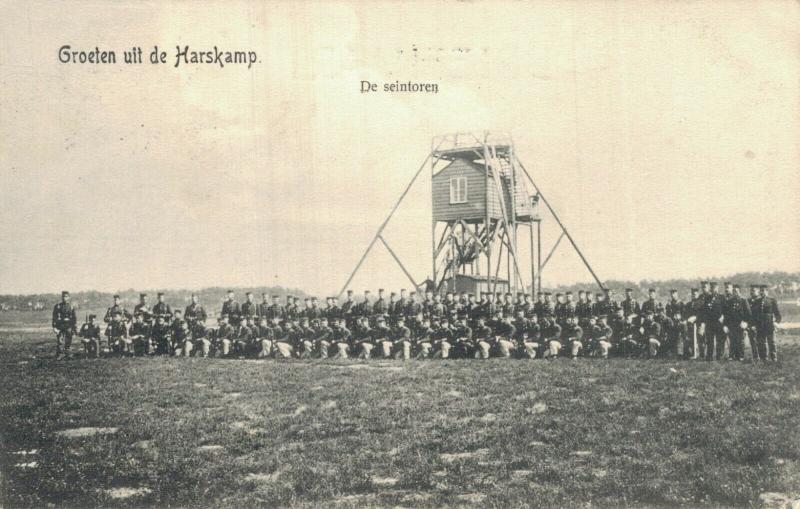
[1,314,799,508]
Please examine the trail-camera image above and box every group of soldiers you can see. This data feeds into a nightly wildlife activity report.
[51,281,783,362]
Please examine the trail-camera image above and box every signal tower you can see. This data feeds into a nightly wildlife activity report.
[339,131,604,297]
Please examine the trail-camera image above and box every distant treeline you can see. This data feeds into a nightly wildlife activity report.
[1,272,799,312]
[547,271,800,299]
[0,286,307,312]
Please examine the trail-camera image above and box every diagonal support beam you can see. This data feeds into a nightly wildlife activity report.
[379,235,418,289]
[516,157,605,291]
[540,231,566,270]
[338,149,436,297]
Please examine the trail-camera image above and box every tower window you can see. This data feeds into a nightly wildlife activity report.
[449,176,468,204]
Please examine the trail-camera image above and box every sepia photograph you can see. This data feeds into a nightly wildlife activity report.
[1,1,799,507]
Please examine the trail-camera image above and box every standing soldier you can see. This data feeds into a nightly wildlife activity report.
[685,287,703,359]
[133,293,152,323]
[241,292,258,322]
[266,295,285,323]
[257,293,270,320]
[52,291,77,359]
[222,290,242,327]
[702,282,726,361]
[621,288,640,318]
[575,291,590,325]
[184,293,208,336]
[406,291,422,319]
[104,294,132,323]
[373,289,388,317]
[640,288,659,317]
[723,284,751,362]
[755,285,782,362]
[746,285,761,361]
[79,314,102,359]
[152,292,173,322]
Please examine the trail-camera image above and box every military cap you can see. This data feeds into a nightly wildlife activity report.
[61,290,70,296]
[397,317,405,322]
[595,292,603,297]
[139,292,147,297]
[364,290,371,294]
[111,310,121,316]
[378,288,384,292]
[346,290,353,294]
[113,294,120,299]
[700,281,709,285]
[220,313,229,318]
[625,288,633,292]
[710,281,719,287]
[544,292,552,296]
[88,314,97,320]
[304,297,310,301]
[246,291,253,295]
[733,284,741,289]
[157,292,165,296]
[648,288,656,293]
[311,296,318,301]
[750,284,758,289]
[555,292,563,297]
[272,294,279,298]
[390,292,396,296]
[760,284,769,289]
[691,288,699,292]
[670,289,678,293]
[578,290,586,294]
[598,314,607,320]
[565,291,573,295]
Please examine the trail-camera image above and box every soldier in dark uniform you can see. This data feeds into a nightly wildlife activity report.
[373,289,388,317]
[330,318,353,359]
[592,315,614,359]
[266,295,285,323]
[702,282,726,361]
[372,315,393,358]
[621,288,640,318]
[52,291,77,359]
[391,317,413,360]
[407,291,422,319]
[241,292,258,322]
[233,316,256,357]
[533,292,546,318]
[133,293,152,323]
[665,289,684,322]
[640,288,659,317]
[575,291,590,324]
[640,310,662,358]
[755,285,782,362]
[353,316,375,359]
[257,293,270,320]
[170,310,187,355]
[79,314,102,358]
[561,316,583,359]
[129,313,153,356]
[502,293,515,319]
[222,290,242,327]
[685,287,704,359]
[747,285,762,361]
[151,315,172,355]
[152,292,173,323]
[105,311,131,356]
[213,315,234,357]
[184,293,208,337]
[723,284,752,362]
[312,317,333,359]
[553,293,565,324]
[104,294,132,323]
[308,297,324,321]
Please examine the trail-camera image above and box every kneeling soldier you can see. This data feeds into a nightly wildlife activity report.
[173,320,193,357]
[591,315,614,359]
[191,318,212,358]
[314,318,333,359]
[373,316,394,358]
[254,317,273,358]
[79,314,102,358]
[640,311,662,358]
[561,316,583,359]
[353,316,375,359]
[129,313,152,356]
[213,315,234,357]
[392,317,413,360]
[272,318,295,359]
[330,318,352,359]
[494,316,517,358]
[106,311,131,356]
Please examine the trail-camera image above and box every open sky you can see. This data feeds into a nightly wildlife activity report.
[1,0,798,296]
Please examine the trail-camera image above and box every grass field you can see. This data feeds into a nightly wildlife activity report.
[1,316,799,508]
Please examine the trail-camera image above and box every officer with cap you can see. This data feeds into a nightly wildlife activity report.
[621,288,640,318]
[129,312,153,356]
[241,292,258,322]
[184,293,208,337]
[702,281,726,361]
[747,285,762,360]
[52,290,77,359]
[723,283,751,361]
